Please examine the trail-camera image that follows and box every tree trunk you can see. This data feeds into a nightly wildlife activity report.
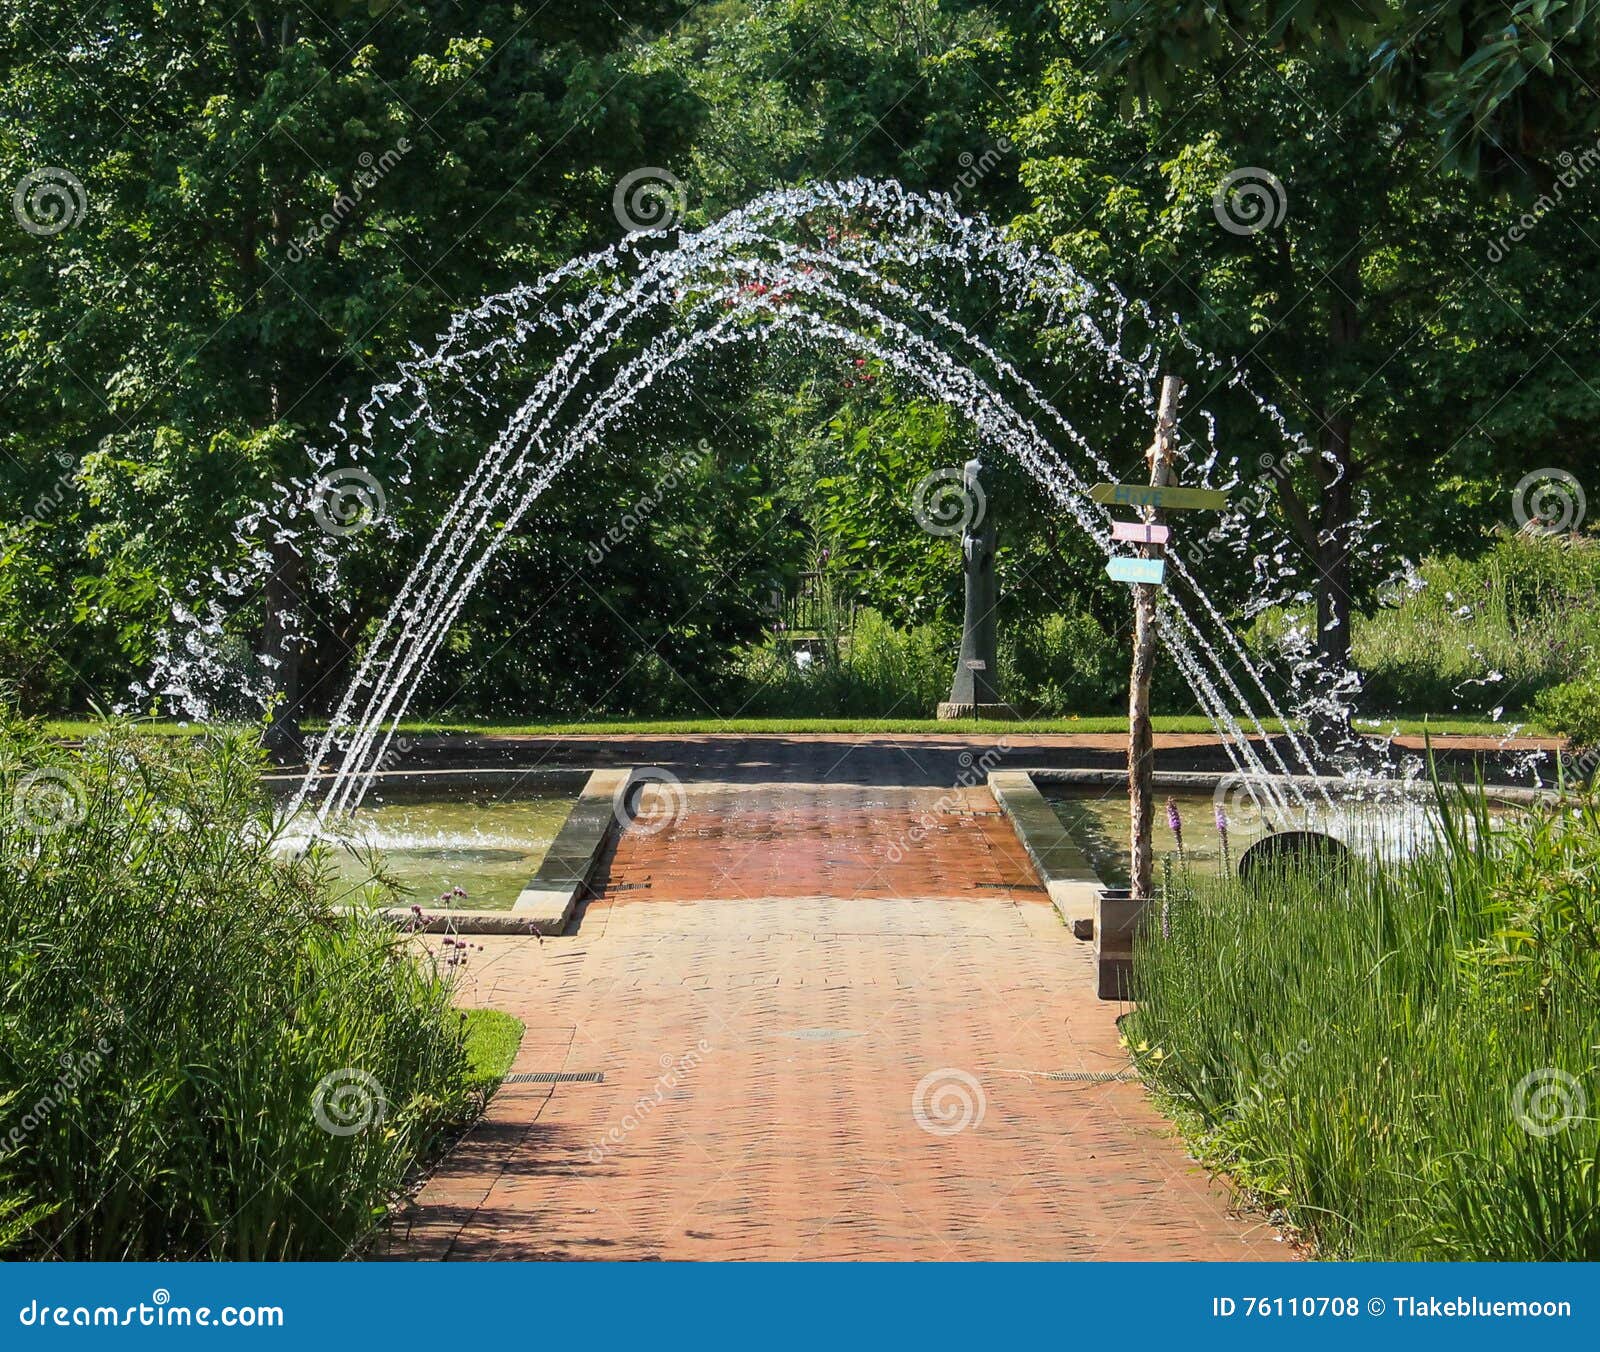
[1307,255,1362,744]
[257,124,304,766]
[1315,410,1355,670]
[260,534,305,764]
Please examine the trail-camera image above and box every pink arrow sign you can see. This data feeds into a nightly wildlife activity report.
[1110,520,1171,545]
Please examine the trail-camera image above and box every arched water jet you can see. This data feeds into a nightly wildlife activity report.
[305,290,1312,825]
[143,180,1337,827]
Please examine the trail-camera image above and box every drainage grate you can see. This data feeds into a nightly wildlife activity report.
[1038,1070,1140,1084]
[503,1070,605,1085]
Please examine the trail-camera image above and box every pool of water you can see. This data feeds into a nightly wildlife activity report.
[279,784,577,911]
[1045,787,1493,889]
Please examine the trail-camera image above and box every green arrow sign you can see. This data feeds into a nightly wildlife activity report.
[1090,483,1228,511]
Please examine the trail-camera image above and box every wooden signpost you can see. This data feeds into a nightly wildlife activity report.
[1124,377,1185,913]
[1095,382,1233,909]
[1092,379,1230,998]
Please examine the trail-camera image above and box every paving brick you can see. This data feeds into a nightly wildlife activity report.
[382,781,1291,1262]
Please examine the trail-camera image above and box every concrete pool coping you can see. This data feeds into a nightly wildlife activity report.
[987,771,1103,937]
[1020,766,1558,806]
[502,767,629,931]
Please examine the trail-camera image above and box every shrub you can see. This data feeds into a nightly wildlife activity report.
[731,608,954,716]
[1128,787,1600,1260]
[0,715,476,1259]
[1532,678,1600,752]
[843,607,951,712]
[1002,608,1136,714]
[1354,530,1600,714]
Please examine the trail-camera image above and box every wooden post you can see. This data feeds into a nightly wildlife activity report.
[1128,375,1183,901]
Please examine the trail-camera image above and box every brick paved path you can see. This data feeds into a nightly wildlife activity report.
[387,780,1291,1260]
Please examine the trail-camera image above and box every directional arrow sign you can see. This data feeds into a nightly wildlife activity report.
[1091,483,1227,511]
[1110,519,1171,545]
[1106,556,1167,586]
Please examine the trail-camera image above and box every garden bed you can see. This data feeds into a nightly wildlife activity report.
[1125,787,1600,1260]
[0,717,515,1260]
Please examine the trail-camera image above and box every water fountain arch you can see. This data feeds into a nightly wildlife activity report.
[262,180,1332,827]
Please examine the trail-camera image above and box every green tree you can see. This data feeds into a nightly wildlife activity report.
[1005,0,1600,686]
[1099,1,1600,178]
[0,1,700,746]
[648,0,1018,217]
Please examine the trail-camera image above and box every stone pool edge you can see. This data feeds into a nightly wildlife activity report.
[988,770,1104,939]
[506,767,629,930]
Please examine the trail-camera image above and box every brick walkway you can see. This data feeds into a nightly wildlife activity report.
[386,781,1291,1260]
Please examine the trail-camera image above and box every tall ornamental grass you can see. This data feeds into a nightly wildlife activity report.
[1129,788,1600,1260]
[0,714,475,1259]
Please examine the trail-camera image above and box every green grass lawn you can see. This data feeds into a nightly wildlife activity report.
[461,1008,524,1098]
[45,713,1553,739]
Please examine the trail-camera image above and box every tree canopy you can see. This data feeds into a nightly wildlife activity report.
[3,0,1596,732]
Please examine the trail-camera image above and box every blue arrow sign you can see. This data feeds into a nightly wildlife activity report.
[1106,556,1166,586]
